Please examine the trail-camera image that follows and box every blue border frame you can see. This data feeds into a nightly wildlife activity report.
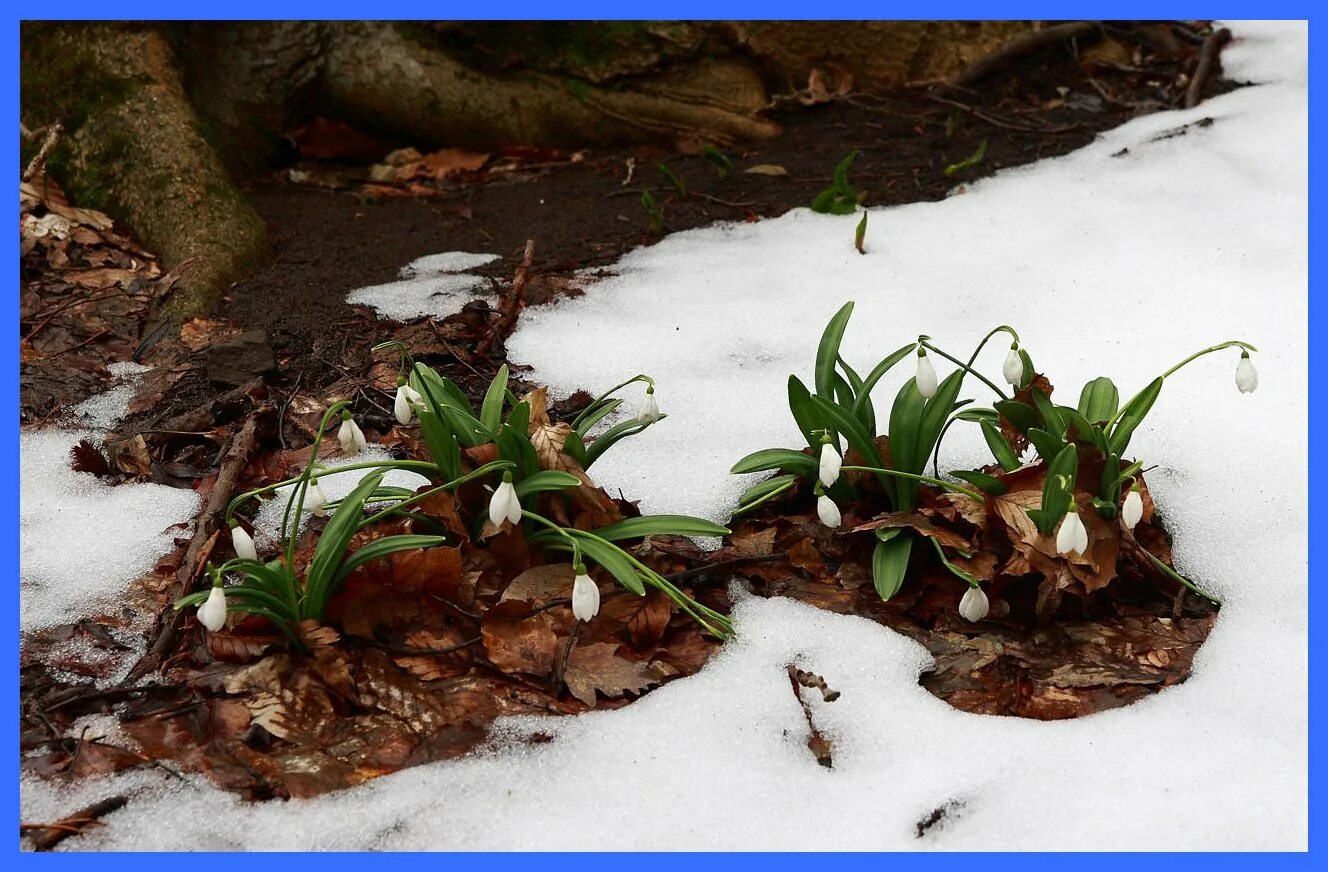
[7,7,1319,862]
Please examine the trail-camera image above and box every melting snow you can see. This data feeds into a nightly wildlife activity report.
[21,21,1306,851]
[347,250,500,321]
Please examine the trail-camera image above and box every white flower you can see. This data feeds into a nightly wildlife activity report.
[488,479,523,526]
[916,351,938,399]
[1235,354,1258,394]
[305,479,328,517]
[1055,508,1089,556]
[818,441,842,487]
[637,389,661,424]
[1122,489,1144,531]
[197,586,228,632]
[230,524,257,561]
[1002,347,1024,387]
[338,416,367,455]
[958,586,989,622]
[817,494,842,528]
[571,571,600,622]
[394,384,422,425]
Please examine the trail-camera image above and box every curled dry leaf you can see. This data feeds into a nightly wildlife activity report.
[562,642,673,707]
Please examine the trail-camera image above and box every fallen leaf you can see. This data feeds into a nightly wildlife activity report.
[562,642,669,707]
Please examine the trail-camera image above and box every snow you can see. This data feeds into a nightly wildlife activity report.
[347,250,499,321]
[21,21,1306,851]
[20,365,199,632]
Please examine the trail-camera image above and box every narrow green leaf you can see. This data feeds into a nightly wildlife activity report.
[733,474,798,516]
[305,470,387,617]
[994,399,1038,435]
[815,302,855,401]
[1030,388,1065,439]
[334,535,447,586]
[729,448,818,478]
[787,375,823,449]
[514,470,580,500]
[480,365,509,435]
[573,398,622,438]
[584,414,666,468]
[1077,377,1120,423]
[950,469,1008,495]
[1025,427,1065,462]
[811,394,884,471]
[1109,377,1164,456]
[872,532,913,601]
[591,515,730,542]
[980,418,1020,471]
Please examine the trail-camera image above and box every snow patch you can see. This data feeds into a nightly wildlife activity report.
[348,250,499,321]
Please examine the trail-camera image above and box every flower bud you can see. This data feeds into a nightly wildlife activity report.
[230,522,257,561]
[306,478,328,517]
[958,586,989,622]
[1055,507,1089,556]
[338,413,368,455]
[1002,346,1024,387]
[637,387,661,424]
[916,349,938,399]
[571,570,600,622]
[394,383,422,425]
[1235,352,1258,394]
[197,585,228,633]
[1122,488,1144,531]
[818,439,842,488]
[817,494,842,528]
[488,476,522,526]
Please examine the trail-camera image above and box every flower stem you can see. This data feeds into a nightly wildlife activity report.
[360,461,514,526]
[226,459,444,524]
[1108,340,1258,428]
[569,374,655,430]
[918,339,1009,400]
[841,465,985,501]
[964,325,1021,369]
[520,510,583,569]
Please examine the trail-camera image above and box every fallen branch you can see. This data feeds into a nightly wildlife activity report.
[476,239,534,358]
[21,122,63,184]
[126,411,263,681]
[1185,27,1232,109]
[22,795,126,851]
[946,21,1099,88]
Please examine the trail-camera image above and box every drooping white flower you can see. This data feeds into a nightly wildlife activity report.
[818,441,842,487]
[488,478,523,526]
[1002,346,1024,387]
[338,415,368,455]
[915,350,938,399]
[958,586,990,622]
[230,524,257,561]
[817,494,842,528]
[571,570,600,622]
[637,388,661,424]
[394,383,422,425]
[1235,353,1258,394]
[1122,488,1144,531]
[1055,508,1089,556]
[305,479,329,517]
[197,585,228,632]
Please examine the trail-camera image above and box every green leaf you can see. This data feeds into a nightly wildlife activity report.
[566,534,647,596]
[1057,405,1108,453]
[564,429,588,467]
[1092,497,1118,519]
[950,469,1008,495]
[573,398,622,438]
[1109,377,1163,456]
[497,422,539,480]
[851,343,917,420]
[1099,452,1122,504]
[591,515,730,542]
[872,532,913,601]
[886,379,925,508]
[811,394,885,471]
[944,137,987,176]
[994,399,1038,435]
[1025,427,1065,462]
[1078,377,1119,423]
[931,538,979,586]
[1030,388,1065,440]
[980,418,1020,471]
[333,535,448,586]
[1017,349,1035,389]
[730,448,818,478]
[956,407,999,424]
[584,414,666,468]
[839,355,876,434]
[514,470,580,500]
[702,144,732,179]
[657,162,686,195]
[855,211,868,254]
[733,474,798,516]
[815,302,855,402]
[410,364,475,416]
[305,470,387,617]
[480,365,509,435]
[787,375,823,449]
[417,409,460,480]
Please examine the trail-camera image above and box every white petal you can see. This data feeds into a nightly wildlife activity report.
[394,386,414,425]
[817,494,841,528]
[637,393,660,424]
[916,355,938,399]
[504,487,523,525]
[958,586,990,622]
[571,573,600,622]
[818,443,842,487]
[306,482,328,517]
[489,481,518,526]
[1002,348,1024,387]
[1236,357,1258,393]
[338,419,366,455]
[1056,510,1087,556]
[197,586,228,632]
[231,526,258,561]
[1122,490,1144,530]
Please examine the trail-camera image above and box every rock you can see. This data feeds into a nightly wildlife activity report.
[205,330,276,385]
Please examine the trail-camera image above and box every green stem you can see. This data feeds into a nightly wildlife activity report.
[1140,546,1220,604]
[570,374,655,430]
[841,465,985,501]
[360,461,514,526]
[521,510,583,569]
[1108,340,1258,428]
[965,325,1020,369]
[919,339,1009,401]
[227,459,443,524]
[280,402,349,565]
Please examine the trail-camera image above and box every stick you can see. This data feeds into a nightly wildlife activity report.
[21,122,63,184]
[663,551,790,585]
[23,796,126,851]
[1185,28,1232,109]
[125,411,262,681]
[946,22,1099,88]
[476,239,534,357]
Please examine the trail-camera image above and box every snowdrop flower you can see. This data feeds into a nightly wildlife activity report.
[958,586,989,622]
[338,412,367,455]
[305,478,329,517]
[637,386,661,424]
[197,585,228,633]
[1002,345,1024,387]
[915,349,938,399]
[817,493,842,528]
[818,438,842,488]
[1122,487,1144,531]
[229,522,257,561]
[571,566,600,622]
[394,381,422,425]
[1055,507,1089,556]
[488,473,523,526]
[1235,352,1258,394]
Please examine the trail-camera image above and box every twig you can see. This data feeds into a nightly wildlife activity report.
[126,411,263,681]
[277,371,303,450]
[22,122,62,184]
[476,239,534,357]
[925,93,1080,134]
[23,796,126,851]
[663,551,789,585]
[947,21,1099,88]
[1185,28,1232,109]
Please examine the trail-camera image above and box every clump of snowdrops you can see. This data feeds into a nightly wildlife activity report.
[731,301,1258,623]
